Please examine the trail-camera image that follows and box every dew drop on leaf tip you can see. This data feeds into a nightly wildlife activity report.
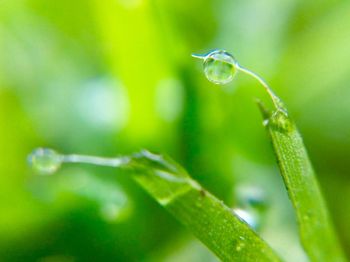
[192,49,284,112]
[192,50,238,85]
[28,147,131,175]
[28,148,63,175]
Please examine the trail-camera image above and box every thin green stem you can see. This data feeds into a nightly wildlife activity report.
[237,64,285,112]
[62,154,130,167]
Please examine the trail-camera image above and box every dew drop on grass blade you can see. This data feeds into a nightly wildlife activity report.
[28,147,281,262]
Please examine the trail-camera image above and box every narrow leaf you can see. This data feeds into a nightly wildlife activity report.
[258,103,346,262]
[128,150,281,262]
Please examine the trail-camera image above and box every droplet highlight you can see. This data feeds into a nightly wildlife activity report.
[28,148,63,175]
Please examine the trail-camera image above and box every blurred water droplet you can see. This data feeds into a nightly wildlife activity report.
[155,78,184,122]
[28,148,62,175]
[77,77,129,131]
[236,185,268,212]
[233,208,259,230]
[199,50,238,85]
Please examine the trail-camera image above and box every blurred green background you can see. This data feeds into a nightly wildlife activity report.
[1,0,350,261]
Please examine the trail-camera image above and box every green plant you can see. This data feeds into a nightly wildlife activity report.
[28,50,346,262]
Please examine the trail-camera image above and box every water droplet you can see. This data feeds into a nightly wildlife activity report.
[194,50,238,85]
[77,77,129,131]
[236,185,268,212]
[28,148,63,175]
[155,78,184,122]
[233,208,259,230]
[269,110,293,132]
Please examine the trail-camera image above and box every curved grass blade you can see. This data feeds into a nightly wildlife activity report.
[128,150,281,262]
[28,147,280,261]
[257,102,346,262]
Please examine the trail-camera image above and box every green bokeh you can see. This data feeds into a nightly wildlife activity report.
[0,0,349,261]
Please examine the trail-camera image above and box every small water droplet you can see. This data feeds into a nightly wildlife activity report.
[28,148,62,175]
[269,110,293,132]
[194,50,238,85]
[236,185,268,212]
[233,208,259,230]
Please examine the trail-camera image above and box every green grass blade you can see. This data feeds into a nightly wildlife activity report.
[258,103,346,262]
[128,150,281,262]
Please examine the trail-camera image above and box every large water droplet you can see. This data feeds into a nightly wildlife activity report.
[28,148,63,175]
[201,50,238,85]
